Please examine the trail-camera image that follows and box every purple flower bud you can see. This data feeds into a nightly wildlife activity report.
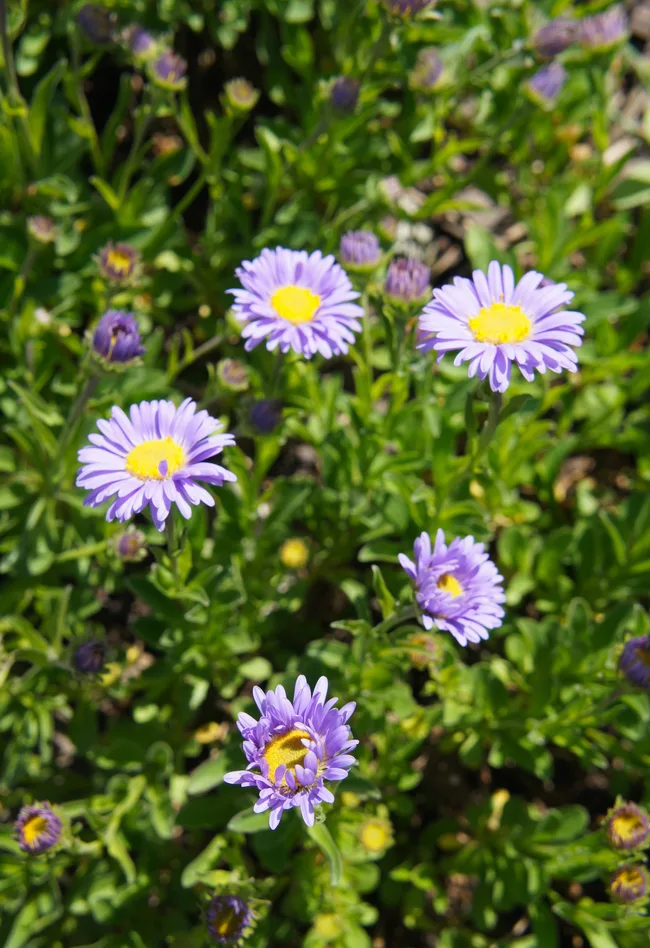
[27,215,56,244]
[150,50,187,91]
[207,894,253,945]
[250,399,282,434]
[93,310,144,364]
[410,48,444,91]
[385,256,430,302]
[74,639,106,674]
[115,528,147,561]
[340,230,381,270]
[526,63,567,106]
[605,802,650,851]
[579,6,628,51]
[77,4,113,44]
[97,242,140,282]
[609,865,648,903]
[124,25,157,61]
[217,359,250,392]
[533,18,578,58]
[619,636,650,690]
[224,78,260,112]
[15,803,62,854]
[331,76,360,112]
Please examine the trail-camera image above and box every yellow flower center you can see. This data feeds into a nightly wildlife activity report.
[612,813,645,843]
[212,908,243,938]
[271,285,321,324]
[264,728,311,782]
[468,303,531,345]
[360,819,391,853]
[125,436,185,480]
[23,815,47,846]
[613,867,645,892]
[437,573,463,598]
[635,645,650,668]
[108,249,134,276]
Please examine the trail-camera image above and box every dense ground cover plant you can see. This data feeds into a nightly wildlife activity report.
[2,0,650,945]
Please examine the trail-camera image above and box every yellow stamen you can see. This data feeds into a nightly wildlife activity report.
[264,728,311,782]
[23,816,47,846]
[612,813,646,842]
[437,573,463,598]
[468,302,531,345]
[125,436,185,480]
[107,250,134,275]
[612,867,645,893]
[214,909,240,936]
[271,285,321,324]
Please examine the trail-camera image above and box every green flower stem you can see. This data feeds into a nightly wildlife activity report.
[168,333,224,383]
[468,389,502,470]
[70,35,106,178]
[56,370,100,470]
[373,605,419,637]
[165,514,180,584]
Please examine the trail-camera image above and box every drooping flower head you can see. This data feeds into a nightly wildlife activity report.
[331,76,360,112]
[579,6,628,51]
[150,50,187,91]
[74,638,106,674]
[409,47,444,91]
[207,894,253,945]
[92,310,145,364]
[385,256,430,303]
[27,215,56,244]
[605,802,650,851]
[77,4,113,44]
[339,230,381,271]
[15,803,62,854]
[77,398,236,530]
[532,19,578,58]
[97,242,140,283]
[114,526,147,561]
[228,247,364,359]
[526,63,567,106]
[399,530,506,647]
[224,676,357,829]
[123,25,157,61]
[619,636,650,690]
[224,78,260,113]
[417,261,585,393]
[609,865,648,903]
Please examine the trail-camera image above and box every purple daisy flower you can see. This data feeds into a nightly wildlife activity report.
[27,215,56,244]
[526,63,567,106]
[124,25,157,61]
[92,310,145,364]
[15,802,62,854]
[609,865,648,903]
[228,247,364,359]
[399,530,506,647]
[207,895,253,945]
[224,675,357,829]
[605,802,650,851]
[385,256,430,302]
[331,76,360,112]
[76,398,236,530]
[97,242,140,282]
[532,18,578,58]
[340,230,381,270]
[224,78,260,113]
[579,6,628,50]
[619,636,650,690]
[417,260,585,393]
[73,638,106,674]
[151,50,187,91]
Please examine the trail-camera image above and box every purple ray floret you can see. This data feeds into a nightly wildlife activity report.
[228,247,364,359]
[399,530,506,647]
[77,398,236,530]
[225,675,357,829]
[417,260,585,392]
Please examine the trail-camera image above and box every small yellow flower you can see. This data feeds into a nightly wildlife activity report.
[100,662,122,687]
[360,816,394,855]
[314,913,340,938]
[125,644,142,665]
[280,538,309,569]
[194,722,227,744]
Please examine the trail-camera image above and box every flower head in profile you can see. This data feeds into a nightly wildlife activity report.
[331,76,360,112]
[207,894,253,945]
[224,78,260,113]
[123,25,157,61]
[417,261,585,392]
[225,676,357,829]
[619,636,650,690]
[532,18,578,58]
[92,310,145,364]
[609,865,648,903]
[150,50,187,91]
[526,63,567,107]
[77,398,236,530]
[579,6,628,51]
[97,242,140,283]
[74,638,106,674]
[409,48,444,91]
[385,256,430,303]
[27,215,56,244]
[228,247,364,359]
[15,803,62,854]
[399,530,506,647]
[605,801,650,851]
[340,230,381,271]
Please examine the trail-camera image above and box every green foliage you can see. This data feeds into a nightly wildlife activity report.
[1,0,650,946]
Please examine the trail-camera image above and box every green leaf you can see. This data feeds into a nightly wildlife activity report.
[27,59,66,159]
[371,565,395,620]
[187,754,230,796]
[181,834,226,888]
[227,807,271,834]
[307,822,343,887]
[90,176,121,211]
